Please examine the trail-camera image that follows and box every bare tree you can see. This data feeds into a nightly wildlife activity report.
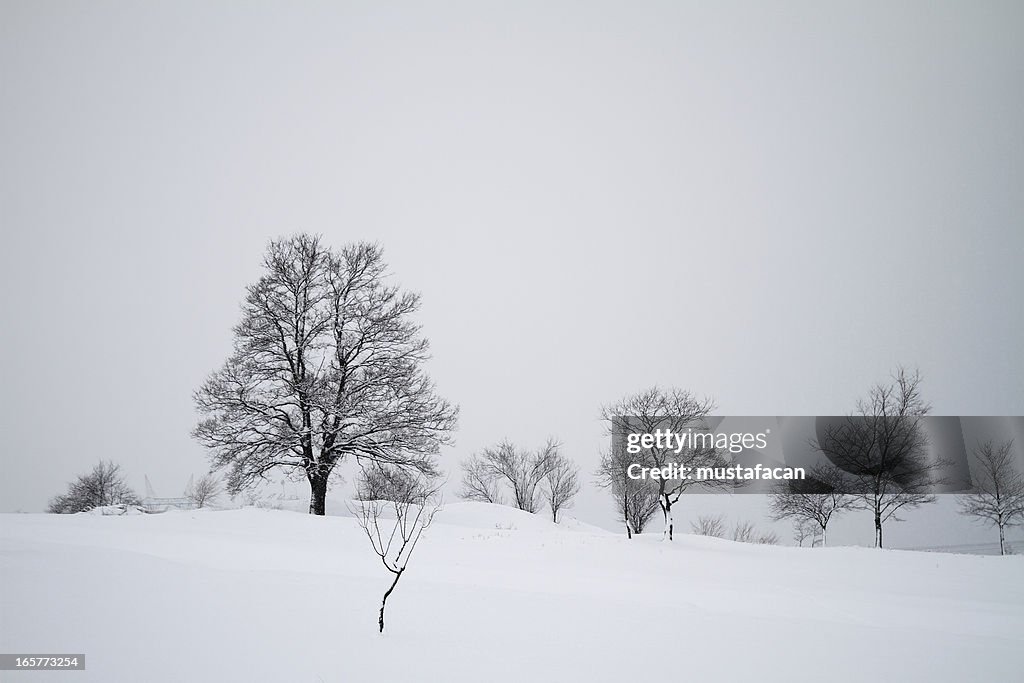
[958,440,1024,555]
[457,439,558,513]
[48,461,141,513]
[792,519,818,547]
[727,519,778,544]
[602,387,725,540]
[594,447,660,538]
[457,456,504,504]
[194,236,458,515]
[186,473,221,508]
[691,514,726,538]
[768,465,856,546]
[358,464,422,503]
[731,519,758,543]
[350,463,442,633]
[816,367,940,548]
[544,450,580,523]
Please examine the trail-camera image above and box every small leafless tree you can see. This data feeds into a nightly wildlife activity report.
[594,447,660,538]
[545,452,580,523]
[817,367,940,548]
[691,514,726,538]
[731,519,758,543]
[958,440,1024,555]
[728,519,778,544]
[768,465,856,546]
[457,439,559,513]
[457,456,504,504]
[186,473,221,508]
[602,387,725,540]
[48,461,141,513]
[792,519,818,547]
[351,464,442,633]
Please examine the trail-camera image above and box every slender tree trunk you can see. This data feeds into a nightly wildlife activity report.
[999,523,1005,556]
[379,570,403,633]
[661,495,674,541]
[623,497,632,538]
[874,510,882,548]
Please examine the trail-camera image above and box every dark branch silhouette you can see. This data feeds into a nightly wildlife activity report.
[958,440,1024,555]
[350,463,443,633]
[816,367,940,548]
[194,235,458,515]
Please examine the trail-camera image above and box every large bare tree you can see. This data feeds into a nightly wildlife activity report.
[958,440,1024,555]
[194,235,458,515]
[816,367,940,548]
[601,387,724,540]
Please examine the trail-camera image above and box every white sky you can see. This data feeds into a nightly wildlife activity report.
[2,1,1022,545]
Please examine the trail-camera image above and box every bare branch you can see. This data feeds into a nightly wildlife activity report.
[601,386,721,540]
[815,366,939,548]
[690,514,726,538]
[595,446,660,538]
[349,463,443,632]
[194,235,458,515]
[544,445,581,523]
[958,439,1024,555]
[48,461,141,514]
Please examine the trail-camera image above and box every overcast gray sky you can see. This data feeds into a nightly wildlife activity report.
[2,1,1022,545]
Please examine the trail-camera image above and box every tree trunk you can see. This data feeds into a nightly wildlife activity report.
[379,570,402,633]
[308,469,328,516]
[874,511,882,548]
[623,498,632,538]
[999,523,1006,556]
[661,496,674,541]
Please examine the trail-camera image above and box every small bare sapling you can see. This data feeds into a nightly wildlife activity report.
[351,463,443,633]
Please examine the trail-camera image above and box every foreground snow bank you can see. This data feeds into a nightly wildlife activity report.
[1,505,1021,682]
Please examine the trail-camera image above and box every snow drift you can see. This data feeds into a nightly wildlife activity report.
[1,503,1021,682]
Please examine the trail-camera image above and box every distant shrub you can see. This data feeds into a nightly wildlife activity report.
[49,461,140,514]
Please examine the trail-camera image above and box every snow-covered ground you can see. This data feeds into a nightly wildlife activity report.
[1,503,1022,682]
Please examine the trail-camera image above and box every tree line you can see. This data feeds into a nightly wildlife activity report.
[42,234,1023,632]
[457,438,580,522]
[592,369,1024,554]
[46,235,1024,557]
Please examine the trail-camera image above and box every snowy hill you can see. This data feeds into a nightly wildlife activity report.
[1,504,1022,682]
